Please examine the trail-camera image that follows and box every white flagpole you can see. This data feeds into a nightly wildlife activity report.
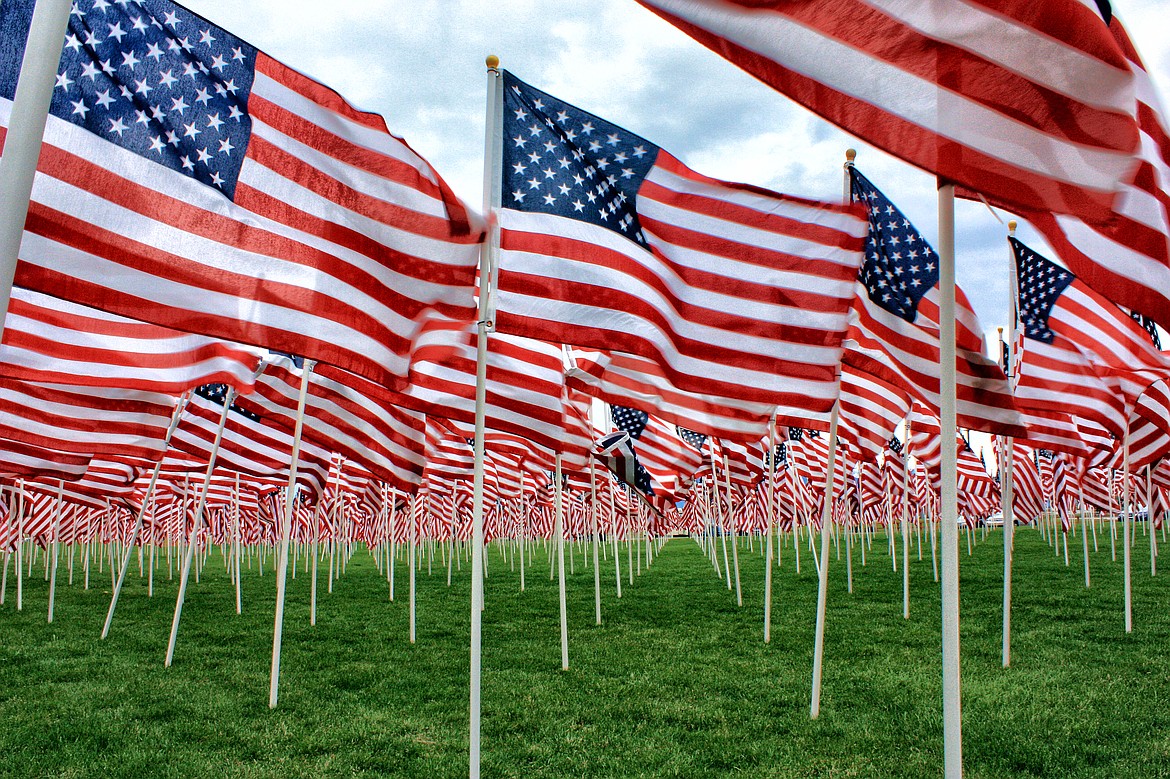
[722,453,743,607]
[809,398,841,719]
[269,358,316,709]
[1123,419,1133,633]
[233,471,242,614]
[938,181,964,778]
[590,458,601,625]
[902,421,912,620]
[1002,218,1021,668]
[0,0,73,342]
[166,387,235,667]
[46,479,65,623]
[764,414,777,642]
[470,53,503,779]
[103,392,190,638]
[555,454,569,669]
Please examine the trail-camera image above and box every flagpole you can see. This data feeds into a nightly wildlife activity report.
[0,0,73,343]
[938,180,964,777]
[269,358,316,708]
[103,392,191,638]
[1123,419,1132,633]
[809,398,841,719]
[166,387,235,667]
[46,479,65,623]
[1001,219,1021,667]
[470,54,503,779]
[590,458,601,625]
[764,414,777,642]
[555,454,569,670]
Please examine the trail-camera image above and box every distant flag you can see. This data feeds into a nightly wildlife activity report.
[0,0,482,391]
[636,0,1141,226]
[846,168,1024,436]
[493,70,866,409]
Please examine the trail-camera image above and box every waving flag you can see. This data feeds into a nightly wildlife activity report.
[493,70,866,409]
[0,0,481,391]
[846,168,1023,436]
[1010,237,1170,438]
[637,0,1140,226]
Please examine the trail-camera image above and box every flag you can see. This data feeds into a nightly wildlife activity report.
[1022,15,1170,331]
[847,168,1023,436]
[0,0,481,391]
[0,286,262,393]
[637,0,1141,226]
[1011,236,1170,437]
[493,70,866,409]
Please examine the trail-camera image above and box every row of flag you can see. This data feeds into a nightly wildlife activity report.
[0,0,1166,536]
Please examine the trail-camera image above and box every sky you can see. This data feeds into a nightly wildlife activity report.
[182,0,1170,339]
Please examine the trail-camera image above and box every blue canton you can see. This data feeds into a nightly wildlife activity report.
[0,0,257,199]
[194,382,260,421]
[1009,238,1075,345]
[850,168,938,323]
[501,71,658,247]
[610,405,655,496]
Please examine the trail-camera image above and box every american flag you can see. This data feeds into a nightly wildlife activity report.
[1011,236,1170,441]
[1024,16,1170,332]
[0,0,481,391]
[637,0,1141,227]
[846,167,1023,437]
[493,69,866,409]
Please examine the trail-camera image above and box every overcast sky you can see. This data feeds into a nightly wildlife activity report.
[182,0,1169,337]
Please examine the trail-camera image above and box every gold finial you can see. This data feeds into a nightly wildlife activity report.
[997,326,1004,336]
[845,148,857,163]
[1007,219,1017,236]
[486,55,500,70]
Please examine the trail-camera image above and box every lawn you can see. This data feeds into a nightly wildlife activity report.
[1,523,1168,778]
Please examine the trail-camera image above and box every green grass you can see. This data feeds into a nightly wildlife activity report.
[1,523,1169,778]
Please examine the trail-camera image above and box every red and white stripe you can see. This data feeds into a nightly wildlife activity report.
[0,287,262,393]
[1025,16,1170,330]
[638,0,1140,225]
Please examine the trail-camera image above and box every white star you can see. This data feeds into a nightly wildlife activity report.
[555,110,569,123]
[232,47,246,62]
[528,123,542,137]
[196,147,213,164]
[182,121,201,139]
[572,199,585,212]
[158,70,177,88]
[620,168,635,179]
[580,121,593,135]
[170,96,189,115]
[526,177,541,190]
[133,77,152,96]
[210,54,228,72]
[222,79,239,95]
[83,29,103,47]
[513,108,527,121]
[92,0,110,11]
[543,193,556,206]
[588,140,601,153]
[180,155,195,171]
[218,138,234,155]
[543,140,556,153]
[80,61,100,81]
[606,133,620,146]
[69,98,89,119]
[572,174,584,186]
[542,167,556,180]
[134,109,149,125]
[150,105,165,120]
[165,130,180,146]
[557,156,571,170]
[209,172,225,186]
[64,34,82,52]
[511,190,525,203]
[177,36,193,52]
[228,105,243,121]
[199,29,216,47]
[107,22,127,42]
[182,63,199,79]
[206,113,224,132]
[527,151,541,164]
[107,116,128,136]
[512,135,527,149]
[194,87,212,105]
[55,71,73,90]
[558,183,571,196]
[632,145,647,158]
[121,49,140,69]
[145,42,164,61]
[148,135,165,154]
[512,162,526,175]
[131,16,148,33]
[93,89,115,109]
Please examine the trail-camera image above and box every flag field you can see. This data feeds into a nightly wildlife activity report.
[1,526,1168,777]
